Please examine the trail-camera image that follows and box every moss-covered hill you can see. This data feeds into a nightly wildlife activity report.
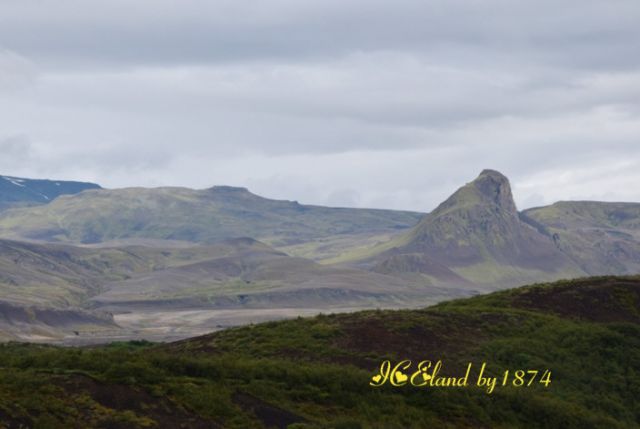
[0,186,422,247]
[0,276,639,428]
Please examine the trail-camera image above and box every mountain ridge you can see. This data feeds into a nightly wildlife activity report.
[0,174,101,209]
[0,184,423,246]
[3,170,640,342]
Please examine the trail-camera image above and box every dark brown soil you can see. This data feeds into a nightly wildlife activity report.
[54,374,220,429]
[232,392,306,429]
[331,310,492,371]
[509,277,640,323]
[0,408,32,429]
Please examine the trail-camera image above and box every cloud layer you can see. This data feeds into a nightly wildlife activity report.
[1,0,639,211]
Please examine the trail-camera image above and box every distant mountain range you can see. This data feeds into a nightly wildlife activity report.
[1,170,640,341]
[0,174,100,209]
[0,185,422,246]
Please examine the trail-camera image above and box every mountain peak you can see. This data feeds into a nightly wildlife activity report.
[428,170,517,217]
[204,186,259,203]
[471,169,516,213]
[208,185,251,193]
[376,169,581,288]
[478,169,508,180]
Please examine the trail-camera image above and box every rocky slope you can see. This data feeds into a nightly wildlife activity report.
[523,201,640,275]
[352,170,585,290]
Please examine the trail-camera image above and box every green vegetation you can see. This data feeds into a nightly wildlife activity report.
[0,276,638,428]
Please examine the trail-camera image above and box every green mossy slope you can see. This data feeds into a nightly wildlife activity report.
[0,276,638,428]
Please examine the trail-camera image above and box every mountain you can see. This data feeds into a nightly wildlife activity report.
[348,170,585,290]
[0,185,423,247]
[523,201,640,275]
[0,174,100,209]
[4,170,640,341]
[0,276,637,428]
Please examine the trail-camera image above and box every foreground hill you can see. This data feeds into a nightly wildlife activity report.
[0,174,100,210]
[0,185,422,247]
[0,276,638,428]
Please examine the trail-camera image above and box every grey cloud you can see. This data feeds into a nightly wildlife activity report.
[0,135,31,156]
[0,1,638,72]
[325,189,361,208]
[0,135,33,171]
[0,49,36,91]
[0,1,639,211]
[17,56,639,159]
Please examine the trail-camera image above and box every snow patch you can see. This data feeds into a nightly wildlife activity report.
[2,176,26,187]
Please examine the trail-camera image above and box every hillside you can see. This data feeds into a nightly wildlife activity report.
[0,300,118,342]
[523,201,640,275]
[0,238,233,341]
[0,276,637,428]
[0,174,100,210]
[0,185,423,247]
[0,238,463,342]
[0,238,232,308]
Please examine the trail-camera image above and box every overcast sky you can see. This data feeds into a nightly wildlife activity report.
[1,0,639,211]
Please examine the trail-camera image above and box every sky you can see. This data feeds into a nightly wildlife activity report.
[1,0,639,212]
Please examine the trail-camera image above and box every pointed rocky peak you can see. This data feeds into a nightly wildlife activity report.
[471,169,517,213]
[428,169,518,218]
